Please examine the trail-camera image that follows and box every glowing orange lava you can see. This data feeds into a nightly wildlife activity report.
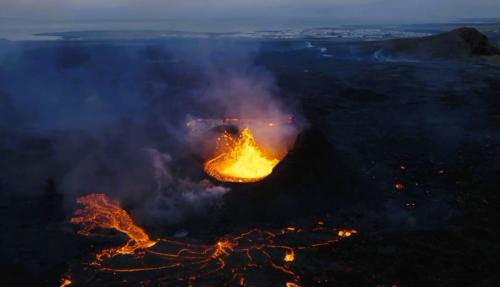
[284,249,295,262]
[59,278,72,287]
[70,194,158,261]
[204,128,280,183]
[68,193,358,286]
[337,229,358,238]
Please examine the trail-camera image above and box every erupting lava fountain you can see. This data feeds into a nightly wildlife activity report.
[187,116,295,183]
[204,128,280,183]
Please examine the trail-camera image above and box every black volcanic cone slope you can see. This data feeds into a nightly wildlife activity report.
[366,27,500,60]
[219,128,369,223]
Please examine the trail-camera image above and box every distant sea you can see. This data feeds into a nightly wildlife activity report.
[0,19,340,41]
[1,18,498,41]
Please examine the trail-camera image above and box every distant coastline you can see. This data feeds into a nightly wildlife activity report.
[1,19,499,42]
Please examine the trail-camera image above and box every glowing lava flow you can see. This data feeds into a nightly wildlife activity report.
[68,194,357,286]
[59,277,72,287]
[70,194,158,261]
[204,128,280,182]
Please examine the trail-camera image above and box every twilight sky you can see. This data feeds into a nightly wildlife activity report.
[1,0,499,25]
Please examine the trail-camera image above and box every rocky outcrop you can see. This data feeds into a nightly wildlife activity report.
[368,27,500,61]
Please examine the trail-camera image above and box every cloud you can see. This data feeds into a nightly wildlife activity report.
[1,0,498,23]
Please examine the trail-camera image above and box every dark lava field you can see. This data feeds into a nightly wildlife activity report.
[0,26,499,286]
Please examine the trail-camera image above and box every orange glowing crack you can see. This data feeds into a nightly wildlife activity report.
[204,128,280,182]
[67,193,358,286]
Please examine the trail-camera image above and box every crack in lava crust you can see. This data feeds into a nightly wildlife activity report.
[67,193,357,286]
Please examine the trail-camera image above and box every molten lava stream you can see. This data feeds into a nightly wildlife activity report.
[69,194,158,261]
[67,193,358,287]
[204,127,280,183]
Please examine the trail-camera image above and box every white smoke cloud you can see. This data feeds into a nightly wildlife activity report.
[144,148,173,192]
[62,140,229,226]
[198,68,300,157]
[139,148,229,225]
